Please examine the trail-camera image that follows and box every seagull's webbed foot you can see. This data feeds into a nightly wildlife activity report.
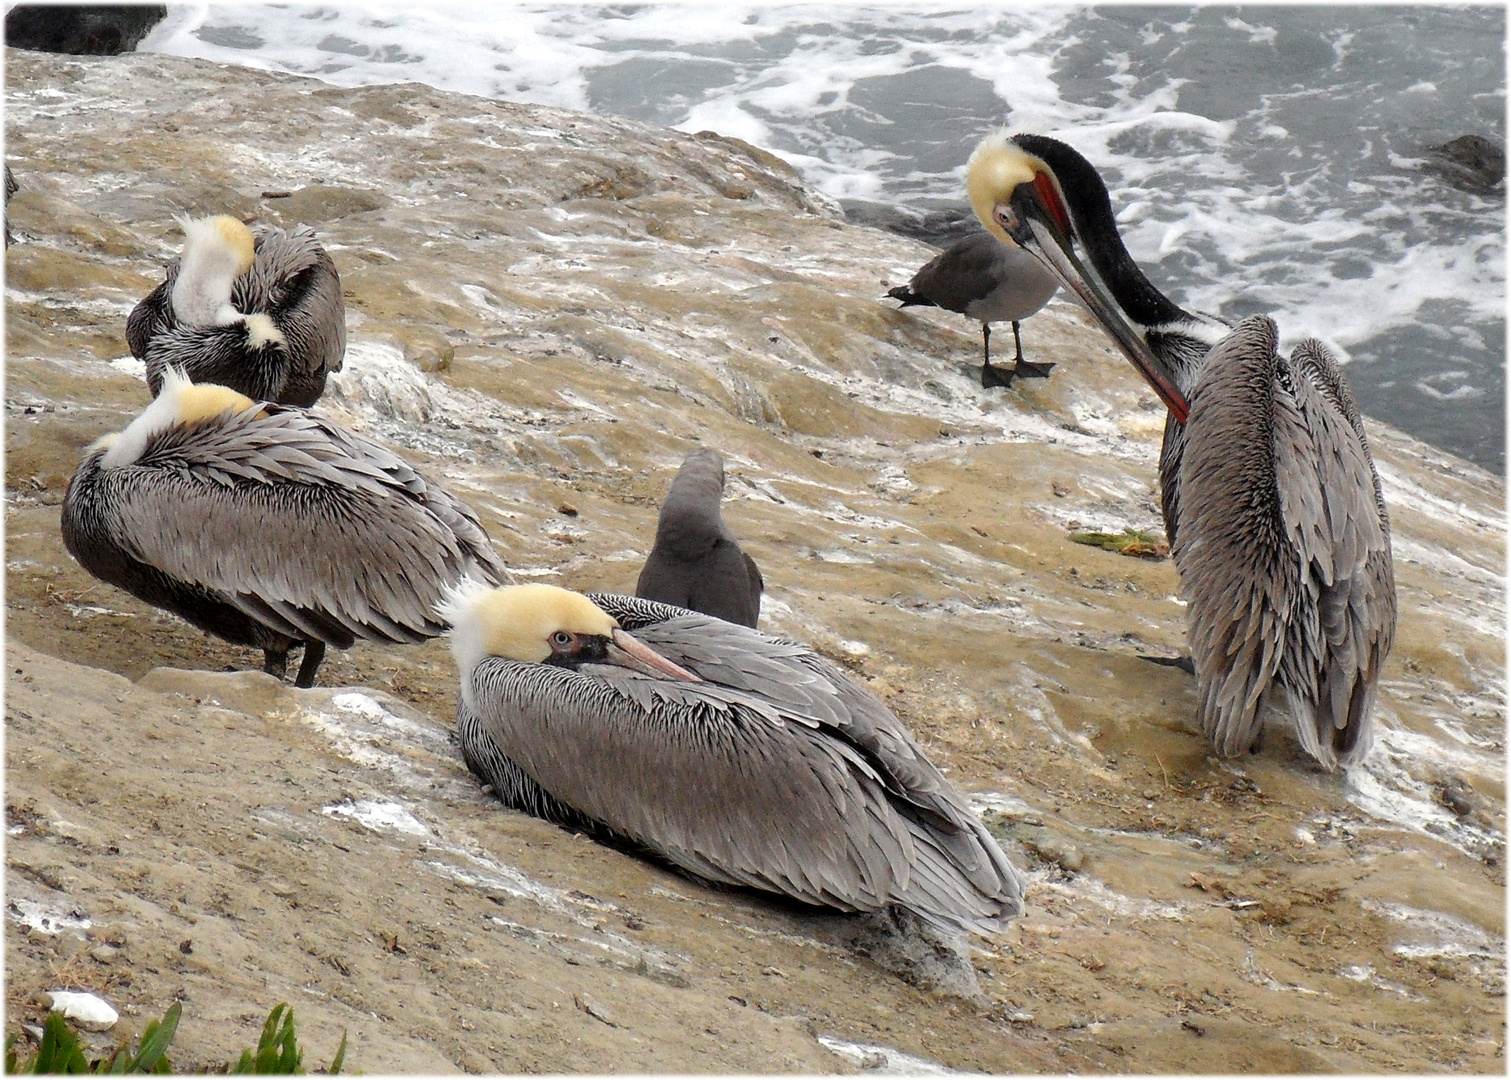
[1012,359,1057,380]
[980,362,1015,389]
[294,640,327,689]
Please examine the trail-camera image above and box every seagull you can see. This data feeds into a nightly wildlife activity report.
[635,447,763,627]
[888,230,1059,388]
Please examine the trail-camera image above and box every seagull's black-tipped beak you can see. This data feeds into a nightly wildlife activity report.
[994,180,1190,425]
[607,628,702,682]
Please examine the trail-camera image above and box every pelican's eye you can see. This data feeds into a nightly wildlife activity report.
[994,203,1021,235]
[550,631,573,648]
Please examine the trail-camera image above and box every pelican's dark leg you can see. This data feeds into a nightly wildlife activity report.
[1010,321,1056,379]
[294,640,327,689]
[263,647,289,681]
[979,322,1015,388]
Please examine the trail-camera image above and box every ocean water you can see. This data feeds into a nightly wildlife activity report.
[140,4,1507,472]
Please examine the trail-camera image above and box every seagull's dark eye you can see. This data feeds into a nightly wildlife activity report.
[551,631,573,647]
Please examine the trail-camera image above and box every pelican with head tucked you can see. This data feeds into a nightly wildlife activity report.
[635,447,763,628]
[444,583,1024,936]
[127,215,345,406]
[965,132,1396,770]
[62,369,506,687]
[888,230,1059,388]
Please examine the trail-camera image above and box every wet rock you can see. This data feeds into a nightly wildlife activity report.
[829,908,983,1001]
[5,6,165,56]
[43,990,118,1031]
[573,992,618,1027]
[259,184,389,226]
[1422,135,1506,195]
[841,200,979,248]
[1023,835,1085,873]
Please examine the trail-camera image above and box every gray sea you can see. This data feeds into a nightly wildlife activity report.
[142,4,1507,472]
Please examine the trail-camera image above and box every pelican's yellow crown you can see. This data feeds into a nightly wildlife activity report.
[966,133,1040,248]
[442,581,616,684]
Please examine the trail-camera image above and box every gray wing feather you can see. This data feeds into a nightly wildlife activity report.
[907,232,1007,310]
[1176,317,1394,770]
[1177,318,1293,757]
[243,223,346,379]
[1274,339,1395,768]
[467,657,913,912]
[126,280,173,360]
[97,405,503,645]
[469,594,1023,931]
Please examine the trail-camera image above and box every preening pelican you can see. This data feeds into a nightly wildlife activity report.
[889,230,1059,388]
[127,215,345,406]
[635,447,763,628]
[966,132,1396,770]
[62,369,506,687]
[444,583,1024,936]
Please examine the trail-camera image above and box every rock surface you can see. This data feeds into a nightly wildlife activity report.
[5,49,1506,1073]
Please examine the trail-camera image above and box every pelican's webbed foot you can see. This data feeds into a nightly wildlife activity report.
[263,648,289,681]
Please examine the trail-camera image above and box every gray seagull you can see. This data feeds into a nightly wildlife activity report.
[889,230,1059,388]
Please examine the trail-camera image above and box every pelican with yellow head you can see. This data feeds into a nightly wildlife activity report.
[61,368,507,687]
[442,581,1024,936]
[964,132,1395,770]
[127,213,346,406]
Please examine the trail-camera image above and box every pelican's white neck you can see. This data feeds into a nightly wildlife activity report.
[99,368,257,469]
[169,215,255,326]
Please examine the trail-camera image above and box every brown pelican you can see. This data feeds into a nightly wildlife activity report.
[4,164,16,246]
[966,132,1396,770]
[443,583,1024,936]
[888,230,1059,388]
[635,447,763,627]
[61,369,506,687]
[126,215,345,406]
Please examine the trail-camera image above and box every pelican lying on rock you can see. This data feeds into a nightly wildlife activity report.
[61,369,506,687]
[966,132,1396,770]
[127,215,345,406]
[635,447,763,628]
[443,583,1024,936]
[888,230,1059,388]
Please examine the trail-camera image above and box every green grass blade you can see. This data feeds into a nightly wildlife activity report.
[127,1003,180,1074]
[326,1031,347,1076]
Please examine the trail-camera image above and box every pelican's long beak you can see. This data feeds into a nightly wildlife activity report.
[608,628,702,682]
[994,178,1190,425]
